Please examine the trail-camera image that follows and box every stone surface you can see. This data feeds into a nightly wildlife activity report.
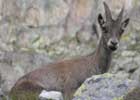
[110,50,140,81]
[73,73,139,100]
[39,90,63,100]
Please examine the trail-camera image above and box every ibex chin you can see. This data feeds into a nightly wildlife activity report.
[10,2,130,100]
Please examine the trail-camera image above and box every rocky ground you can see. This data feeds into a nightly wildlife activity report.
[0,0,139,99]
[73,73,139,100]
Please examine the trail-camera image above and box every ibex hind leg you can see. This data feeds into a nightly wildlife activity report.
[10,80,43,100]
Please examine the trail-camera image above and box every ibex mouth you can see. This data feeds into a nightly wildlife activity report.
[109,45,117,51]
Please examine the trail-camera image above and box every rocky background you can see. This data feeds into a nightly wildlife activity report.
[0,0,139,97]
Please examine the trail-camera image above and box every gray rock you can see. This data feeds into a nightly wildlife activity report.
[39,90,63,100]
[73,73,138,100]
[0,88,10,100]
[110,50,140,82]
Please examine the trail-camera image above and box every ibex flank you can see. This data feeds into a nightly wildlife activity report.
[10,2,130,100]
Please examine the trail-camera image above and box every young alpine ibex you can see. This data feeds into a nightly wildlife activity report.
[10,2,130,100]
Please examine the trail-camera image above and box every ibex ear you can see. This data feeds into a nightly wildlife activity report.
[98,14,105,27]
[122,18,130,29]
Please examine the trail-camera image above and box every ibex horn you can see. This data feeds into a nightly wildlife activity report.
[103,2,112,21]
[117,6,124,22]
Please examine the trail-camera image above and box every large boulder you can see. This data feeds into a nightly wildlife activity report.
[73,73,139,100]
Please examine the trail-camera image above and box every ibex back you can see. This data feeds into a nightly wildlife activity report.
[10,2,130,100]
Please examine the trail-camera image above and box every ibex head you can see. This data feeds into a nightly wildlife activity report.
[98,2,129,51]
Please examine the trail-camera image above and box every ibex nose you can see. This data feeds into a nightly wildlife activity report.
[110,39,118,46]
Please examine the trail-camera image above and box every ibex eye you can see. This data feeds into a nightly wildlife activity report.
[103,27,108,33]
[120,29,124,35]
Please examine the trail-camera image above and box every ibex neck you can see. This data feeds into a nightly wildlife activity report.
[94,36,112,73]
